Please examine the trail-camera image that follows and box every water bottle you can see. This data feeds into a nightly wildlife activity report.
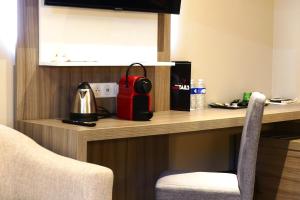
[190,79,197,110]
[196,79,206,109]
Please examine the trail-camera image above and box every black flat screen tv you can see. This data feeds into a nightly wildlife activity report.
[44,0,181,14]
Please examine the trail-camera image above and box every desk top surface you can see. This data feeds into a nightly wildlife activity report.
[21,104,300,141]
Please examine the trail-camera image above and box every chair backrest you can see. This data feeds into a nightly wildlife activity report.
[237,92,266,200]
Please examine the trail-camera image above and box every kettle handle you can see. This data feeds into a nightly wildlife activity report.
[125,63,147,88]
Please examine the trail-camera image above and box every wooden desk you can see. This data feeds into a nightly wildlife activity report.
[17,104,300,200]
[18,104,300,161]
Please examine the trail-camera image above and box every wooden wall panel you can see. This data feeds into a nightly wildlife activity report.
[17,65,158,120]
[157,14,171,111]
[157,14,171,61]
[154,67,170,111]
[16,0,39,121]
[16,0,171,121]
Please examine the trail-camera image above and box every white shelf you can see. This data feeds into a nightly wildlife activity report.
[39,61,175,67]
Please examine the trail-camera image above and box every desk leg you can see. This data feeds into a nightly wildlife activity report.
[87,135,169,200]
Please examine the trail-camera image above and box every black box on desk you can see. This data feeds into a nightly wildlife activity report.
[170,61,191,111]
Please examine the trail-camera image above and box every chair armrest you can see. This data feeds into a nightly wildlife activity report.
[0,126,113,200]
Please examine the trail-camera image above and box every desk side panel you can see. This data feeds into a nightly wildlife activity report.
[17,121,79,160]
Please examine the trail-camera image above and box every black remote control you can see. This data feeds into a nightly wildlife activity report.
[62,119,96,127]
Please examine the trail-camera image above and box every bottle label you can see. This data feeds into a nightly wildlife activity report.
[190,88,198,95]
[191,88,206,94]
[198,88,206,94]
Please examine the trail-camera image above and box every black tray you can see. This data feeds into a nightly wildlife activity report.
[209,103,247,109]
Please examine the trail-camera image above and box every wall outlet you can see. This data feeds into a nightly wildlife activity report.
[90,83,119,98]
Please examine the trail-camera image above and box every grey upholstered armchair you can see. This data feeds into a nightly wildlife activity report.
[0,125,113,200]
[156,92,266,200]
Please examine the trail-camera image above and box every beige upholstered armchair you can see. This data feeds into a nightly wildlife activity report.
[0,125,113,200]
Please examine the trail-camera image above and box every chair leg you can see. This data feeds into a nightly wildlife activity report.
[229,133,241,173]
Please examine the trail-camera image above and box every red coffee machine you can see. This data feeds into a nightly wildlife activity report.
[117,63,153,121]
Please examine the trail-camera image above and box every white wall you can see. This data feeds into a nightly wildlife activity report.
[0,48,14,127]
[0,1,16,127]
[172,0,274,103]
[169,0,274,171]
[272,0,300,98]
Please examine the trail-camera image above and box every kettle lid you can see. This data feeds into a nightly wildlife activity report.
[78,82,92,89]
